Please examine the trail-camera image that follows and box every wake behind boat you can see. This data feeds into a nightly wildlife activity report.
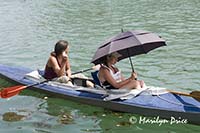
[0,64,200,125]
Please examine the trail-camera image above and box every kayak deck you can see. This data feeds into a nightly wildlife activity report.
[0,64,200,125]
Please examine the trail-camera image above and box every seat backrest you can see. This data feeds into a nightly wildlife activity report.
[91,71,101,86]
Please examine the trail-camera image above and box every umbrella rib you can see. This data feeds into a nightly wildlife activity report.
[131,33,147,53]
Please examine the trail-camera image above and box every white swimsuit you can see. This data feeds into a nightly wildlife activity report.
[108,67,122,83]
[99,65,122,89]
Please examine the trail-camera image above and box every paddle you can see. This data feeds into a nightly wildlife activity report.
[167,89,200,102]
[0,65,100,99]
[71,65,100,75]
[0,80,50,98]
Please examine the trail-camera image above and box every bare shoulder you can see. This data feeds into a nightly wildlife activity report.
[100,66,108,71]
[99,66,110,76]
[98,66,108,81]
[47,55,57,66]
[49,55,56,60]
[49,55,57,62]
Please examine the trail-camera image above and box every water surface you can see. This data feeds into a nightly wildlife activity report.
[0,0,200,132]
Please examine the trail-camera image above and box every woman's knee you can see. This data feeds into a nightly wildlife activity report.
[130,80,141,89]
[121,80,140,89]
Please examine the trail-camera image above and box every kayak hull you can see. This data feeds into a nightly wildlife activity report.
[0,64,199,125]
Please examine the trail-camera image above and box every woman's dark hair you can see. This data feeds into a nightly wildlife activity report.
[101,56,108,66]
[54,40,69,56]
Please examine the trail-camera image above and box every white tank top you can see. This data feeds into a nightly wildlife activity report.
[103,65,122,82]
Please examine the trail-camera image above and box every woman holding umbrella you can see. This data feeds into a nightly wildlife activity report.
[98,52,145,89]
[92,30,166,89]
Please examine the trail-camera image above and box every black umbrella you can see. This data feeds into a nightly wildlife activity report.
[91,30,166,72]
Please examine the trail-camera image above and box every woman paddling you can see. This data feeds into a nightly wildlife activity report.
[98,52,145,89]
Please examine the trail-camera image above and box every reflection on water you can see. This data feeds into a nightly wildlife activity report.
[0,93,102,132]
[0,0,200,132]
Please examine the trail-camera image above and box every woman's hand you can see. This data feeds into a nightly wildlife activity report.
[131,72,137,80]
[61,52,69,65]
[62,52,68,60]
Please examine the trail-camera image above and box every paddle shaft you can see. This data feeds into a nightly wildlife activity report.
[71,68,93,75]
[167,89,200,101]
[27,79,50,88]
[167,89,191,97]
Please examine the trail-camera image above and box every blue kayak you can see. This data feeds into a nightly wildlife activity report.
[0,64,199,125]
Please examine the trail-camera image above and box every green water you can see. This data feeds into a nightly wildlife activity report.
[0,0,200,132]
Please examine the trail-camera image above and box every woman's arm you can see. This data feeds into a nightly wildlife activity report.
[65,58,71,77]
[102,68,133,88]
[49,56,66,77]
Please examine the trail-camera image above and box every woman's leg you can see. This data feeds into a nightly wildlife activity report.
[56,76,73,86]
[86,80,94,88]
[139,80,146,88]
[71,73,94,88]
[120,80,141,89]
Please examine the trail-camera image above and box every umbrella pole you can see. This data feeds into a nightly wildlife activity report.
[127,49,135,72]
[122,29,135,72]
[129,56,135,72]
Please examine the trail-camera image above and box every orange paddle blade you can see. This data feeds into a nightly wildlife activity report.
[0,85,27,98]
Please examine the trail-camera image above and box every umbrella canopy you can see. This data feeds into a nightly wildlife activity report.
[91,30,166,71]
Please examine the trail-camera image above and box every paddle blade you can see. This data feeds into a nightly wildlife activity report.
[0,85,27,98]
[190,91,200,102]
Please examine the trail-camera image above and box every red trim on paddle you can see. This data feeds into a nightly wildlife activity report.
[0,85,27,98]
